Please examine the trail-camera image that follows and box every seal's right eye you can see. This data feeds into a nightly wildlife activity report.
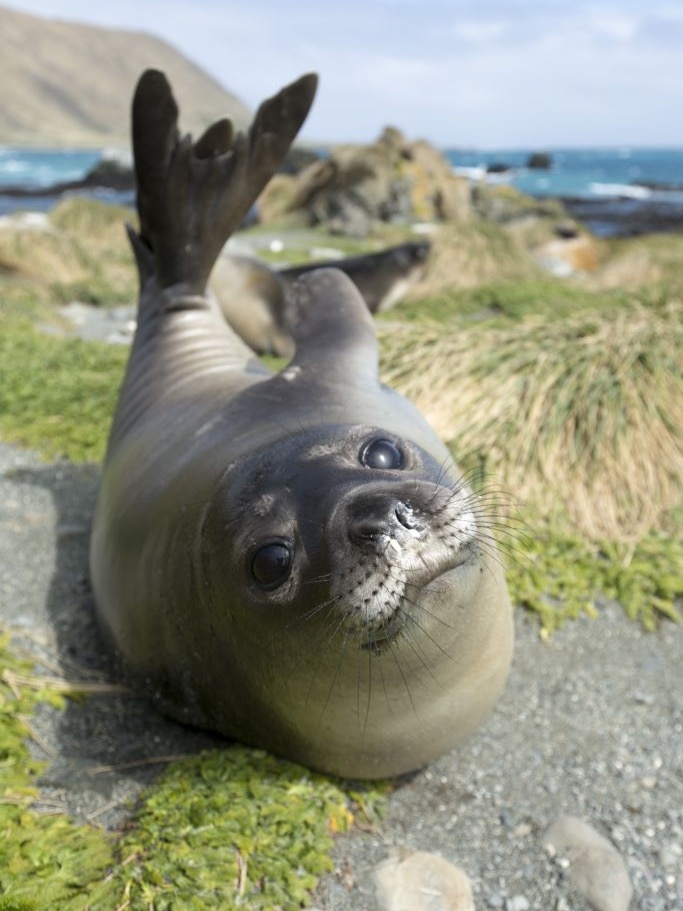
[360,438,404,470]
[251,542,292,588]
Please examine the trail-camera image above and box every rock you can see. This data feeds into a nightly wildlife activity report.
[543,816,633,911]
[259,127,470,236]
[373,848,475,911]
[487,162,512,174]
[505,898,529,911]
[527,152,552,170]
[471,183,567,226]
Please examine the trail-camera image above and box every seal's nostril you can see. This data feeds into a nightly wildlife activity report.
[395,501,418,529]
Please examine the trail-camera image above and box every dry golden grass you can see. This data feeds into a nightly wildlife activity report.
[585,233,683,293]
[407,219,543,300]
[0,218,87,286]
[0,199,136,311]
[380,299,683,542]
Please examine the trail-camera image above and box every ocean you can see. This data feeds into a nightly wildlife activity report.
[2,145,683,236]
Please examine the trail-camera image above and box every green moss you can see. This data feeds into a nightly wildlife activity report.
[505,515,683,633]
[392,279,633,324]
[107,750,360,910]
[0,319,126,462]
[0,632,387,910]
[0,633,115,910]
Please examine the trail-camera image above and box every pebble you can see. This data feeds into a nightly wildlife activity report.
[505,897,529,911]
[543,815,633,911]
[373,848,475,911]
[658,842,681,869]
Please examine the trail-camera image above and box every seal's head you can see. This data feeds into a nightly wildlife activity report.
[188,414,511,778]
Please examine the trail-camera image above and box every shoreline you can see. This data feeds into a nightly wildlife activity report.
[3,185,683,239]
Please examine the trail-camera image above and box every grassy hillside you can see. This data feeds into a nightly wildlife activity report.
[0,5,251,147]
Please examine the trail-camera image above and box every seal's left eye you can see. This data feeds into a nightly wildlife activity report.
[360,438,404,470]
[251,543,292,588]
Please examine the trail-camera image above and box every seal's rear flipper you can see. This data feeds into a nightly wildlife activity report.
[131,69,318,294]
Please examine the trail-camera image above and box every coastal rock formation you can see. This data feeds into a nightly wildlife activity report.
[258,126,470,236]
[527,152,553,170]
[471,184,567,226]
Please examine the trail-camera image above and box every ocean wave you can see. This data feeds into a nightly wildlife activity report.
[588,182,652,200]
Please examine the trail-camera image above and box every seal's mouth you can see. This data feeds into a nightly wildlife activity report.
[358,545,477,653]
[361,611,405,652]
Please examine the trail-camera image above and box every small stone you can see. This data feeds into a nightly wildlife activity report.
[505,897,529,911]
[543,815,633,911]
[658,842,682,869]
[486,894,504,909]
[373,848,475,911]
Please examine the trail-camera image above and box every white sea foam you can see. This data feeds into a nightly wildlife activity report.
[589,182,652,200]
[452,165,487,181]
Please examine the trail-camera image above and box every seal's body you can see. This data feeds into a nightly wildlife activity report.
[90,70,513,779]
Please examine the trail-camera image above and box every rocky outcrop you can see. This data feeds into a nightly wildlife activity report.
[258,127,470,236]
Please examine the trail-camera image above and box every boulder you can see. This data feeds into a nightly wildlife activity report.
[258,127,470,236]
[527,151,553,170]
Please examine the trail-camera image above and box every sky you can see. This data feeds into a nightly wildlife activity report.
[4,0,683,148]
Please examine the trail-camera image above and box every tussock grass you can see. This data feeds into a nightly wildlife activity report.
[380,298,683,542]
[587,232,683,293]
[0,218,86,287]
[406,219,543,301]
[0,199,136,315]
[391,278,632,324]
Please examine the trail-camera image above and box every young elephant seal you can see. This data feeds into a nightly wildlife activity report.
[90,69,513,779]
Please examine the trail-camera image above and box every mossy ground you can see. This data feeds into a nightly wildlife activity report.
[0,198,681,907]
[0,633,385,910]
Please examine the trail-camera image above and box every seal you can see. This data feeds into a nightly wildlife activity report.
[209,240,431,358]
[280,240,431,314]
[89,69,513,779]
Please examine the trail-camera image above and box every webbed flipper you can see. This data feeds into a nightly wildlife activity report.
[130,68,318,294]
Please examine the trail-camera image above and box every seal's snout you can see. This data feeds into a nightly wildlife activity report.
[347,495,422,552]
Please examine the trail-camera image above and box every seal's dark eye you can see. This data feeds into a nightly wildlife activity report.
[360,438,404,470]
[251,543,292,588]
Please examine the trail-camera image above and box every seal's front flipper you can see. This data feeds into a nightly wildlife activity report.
[287,269,379,385]
[131,69,318,294]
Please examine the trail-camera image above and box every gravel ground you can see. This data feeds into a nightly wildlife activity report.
[0,441,680,910]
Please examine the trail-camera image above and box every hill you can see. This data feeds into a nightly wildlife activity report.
[0,5,252,147]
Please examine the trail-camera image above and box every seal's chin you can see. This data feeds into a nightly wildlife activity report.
[358,546,478,653]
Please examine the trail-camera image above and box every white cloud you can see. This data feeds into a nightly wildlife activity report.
[451,21,507,45]
[588,13,640,42]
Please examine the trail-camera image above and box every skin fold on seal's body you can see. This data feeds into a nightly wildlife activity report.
[89,69,513,780]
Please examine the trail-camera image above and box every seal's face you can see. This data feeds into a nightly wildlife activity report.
[192,422,508,777]
[204,425,482,653]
